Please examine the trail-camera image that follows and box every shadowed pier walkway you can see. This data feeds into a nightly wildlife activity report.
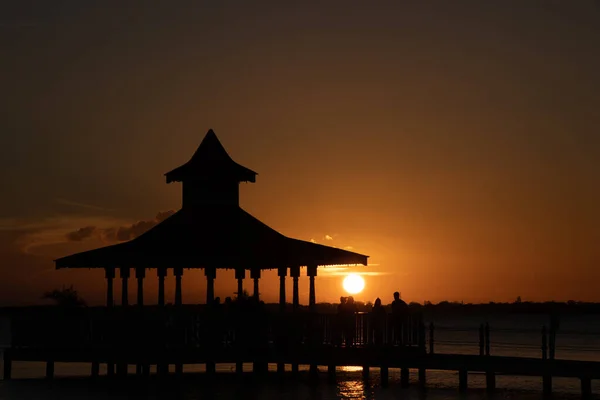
[2,307,600,398]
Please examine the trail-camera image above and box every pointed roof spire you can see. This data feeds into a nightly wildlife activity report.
[165,129,257,183]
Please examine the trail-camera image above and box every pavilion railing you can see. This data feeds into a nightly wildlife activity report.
[8,306,425,354]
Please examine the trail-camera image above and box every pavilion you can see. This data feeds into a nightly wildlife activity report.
[54,130,368,309]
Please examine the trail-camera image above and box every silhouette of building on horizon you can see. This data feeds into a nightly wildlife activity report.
[54,129,369,308]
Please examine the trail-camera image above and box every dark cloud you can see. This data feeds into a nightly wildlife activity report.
[65,226,96,241]
[65,210,176,243]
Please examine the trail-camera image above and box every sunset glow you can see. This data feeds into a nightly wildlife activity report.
[343,274,365,295]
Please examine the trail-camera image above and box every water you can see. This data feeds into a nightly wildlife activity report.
[1,313,600,399]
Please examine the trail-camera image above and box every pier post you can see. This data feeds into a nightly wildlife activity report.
[207,361,216,375]
[290,266,300,311]
[3,350,11,380]
[485,322,490,356]
[205,267,216,304]
[251,269,260,300]
[307,264,317,310]
[116,363,127,377]
[157,268,166,306]
[543,374,552,396]
[278,267,287,311]
[400,367,410,388]
[91,361,99,379]
[542,326,548,360]
[479,324,485,356]
[235,268,245,299]
[381,365,389,387]
[429,322,434,354]
[107,362,114,377]
[174,267,183,306]
[486,371,496,391]
[328,365,336,383]
[105,267,115,307]
[418,367,426,388]
[309,364,319,380]
[175,363,183,376]
[136,268,145,306]
[418,319,426,353]
[362,366,369,380]
[581,377,592,399]
[120,267,129,306]
[459,369,468,392]
[45,360,54,380]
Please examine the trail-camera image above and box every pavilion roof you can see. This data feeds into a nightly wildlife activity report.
[54,206,368,270]
[165,129,257,184]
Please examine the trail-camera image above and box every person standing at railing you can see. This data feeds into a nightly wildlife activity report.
[336,297,347,347]
[392,292,408,346]
[346,296,358,346]
[370,298,386,346]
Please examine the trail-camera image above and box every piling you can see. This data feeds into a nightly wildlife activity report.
[380,365,389,387]
[484,322,490,356]
[2,351,12,380]
[362,365,369,380]
[581,377,592,399]
[400,367,410,388]
[327,365,336,383]
[486,371,496,391]
[428,323,435,354]
[479,324,485,356]
[91,361,100,379]
[45,360,55,380]
[459,369,468,392]
[418,367,426,388]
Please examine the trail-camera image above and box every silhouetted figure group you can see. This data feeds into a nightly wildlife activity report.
[336,291,409,347]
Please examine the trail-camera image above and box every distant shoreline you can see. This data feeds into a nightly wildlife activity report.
[1,300,599,315]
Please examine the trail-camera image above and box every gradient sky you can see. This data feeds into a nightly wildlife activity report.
[1,1,599,306]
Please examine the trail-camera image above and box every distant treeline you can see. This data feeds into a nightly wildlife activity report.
[1,299,599,315]
[306,299,600,315]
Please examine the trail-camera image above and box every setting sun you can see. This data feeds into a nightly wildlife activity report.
[343,274,365,294]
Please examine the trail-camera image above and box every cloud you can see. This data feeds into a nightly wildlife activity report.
[65,210,176,243]
[310,238,317,243]
[324,235,333,241]
[0,209,177,254]
[65,226,96,242]
[55,198,109,212]
[344,246,354,250]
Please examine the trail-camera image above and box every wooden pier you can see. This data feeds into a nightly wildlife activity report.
[2,306,599,398]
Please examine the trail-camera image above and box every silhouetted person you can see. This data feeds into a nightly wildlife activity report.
[345,296,358,347]
[391,292,408,345]
[336,296,347,346]
[370,298,386,346]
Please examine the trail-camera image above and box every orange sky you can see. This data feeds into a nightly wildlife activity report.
[1,1,599,306]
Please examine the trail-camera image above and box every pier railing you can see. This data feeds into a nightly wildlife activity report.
[7,306,425,352]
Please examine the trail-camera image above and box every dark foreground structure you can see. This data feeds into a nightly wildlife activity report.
[2,131,599,398]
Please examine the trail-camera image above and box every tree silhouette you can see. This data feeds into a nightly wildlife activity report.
[42,285,86,307]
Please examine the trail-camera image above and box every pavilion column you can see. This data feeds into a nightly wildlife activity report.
[105,267,115,307]
[205,267,216,304]
[278,267,287,311]
[157,268,166,306]
[120,267,130,306]
[290,266,300,311]
[135,268,145,307]
[251,269,261,300]
[174,267,183,306]
[235,268,245,299]
[307,264,317,311]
